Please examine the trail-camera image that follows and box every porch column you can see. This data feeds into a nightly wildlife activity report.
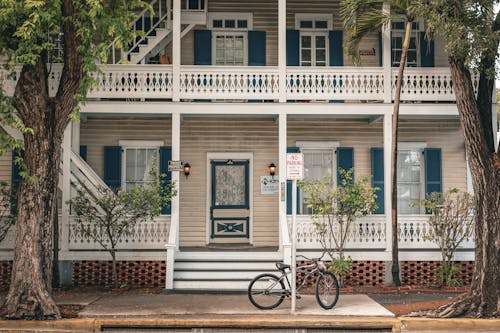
[172,0,181,102]
[60,123,72,253]
[278,0,287,103]
[279,112,291,264]
[383,111,393,255]
[382,2,392,103]
[71,120,80,153]
[166,112,181,290]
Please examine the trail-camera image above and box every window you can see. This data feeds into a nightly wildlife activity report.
[397,143,426,214]
[295,14,332,67]
[208,13,252,66]
[297,141,338,214]
[391,21,421,67]
[119,141,163,191]
[213,32,246,65]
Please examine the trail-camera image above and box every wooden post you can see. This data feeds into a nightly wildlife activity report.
[172,0,181,102]
[382,2,392,104]
[60,124,72,253]
[383,110,393,254]
[279,112,290,263]
[278,0,287,103]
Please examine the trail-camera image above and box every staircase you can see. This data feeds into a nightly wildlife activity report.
[108,0,204,64]
[172,251,283,292]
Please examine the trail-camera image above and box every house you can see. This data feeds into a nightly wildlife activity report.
[0,0,487,292]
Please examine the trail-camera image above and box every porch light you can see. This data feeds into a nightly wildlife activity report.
[268,163,277,177]
[182,162,191,178]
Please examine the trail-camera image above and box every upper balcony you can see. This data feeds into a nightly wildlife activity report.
[0,0,478,104]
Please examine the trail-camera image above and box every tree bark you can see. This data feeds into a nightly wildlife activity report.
[390,20,412,287]
[111,250,119,289]
[422,58,500,318]
[0,59,62,319]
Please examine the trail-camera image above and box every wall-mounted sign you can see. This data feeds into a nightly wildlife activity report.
[286,153,304,181]
[260,176,279,195]
[168,160,183,172]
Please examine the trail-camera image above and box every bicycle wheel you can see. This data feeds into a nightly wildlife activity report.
[315,271,339,310]
[248,273,287,310]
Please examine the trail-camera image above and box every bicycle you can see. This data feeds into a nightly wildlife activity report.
[247,253,339,310]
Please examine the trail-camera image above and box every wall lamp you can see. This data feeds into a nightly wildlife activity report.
[268,163,277,177]
[182,162,191,178]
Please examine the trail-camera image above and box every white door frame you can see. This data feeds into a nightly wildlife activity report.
[206,152,254,245]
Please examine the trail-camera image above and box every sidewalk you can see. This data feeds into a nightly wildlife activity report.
[1,290,499,332]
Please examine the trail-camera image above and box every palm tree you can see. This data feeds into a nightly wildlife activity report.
[341,0,419,286]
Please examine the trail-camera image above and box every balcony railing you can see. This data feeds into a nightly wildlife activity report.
[1,64,476,102]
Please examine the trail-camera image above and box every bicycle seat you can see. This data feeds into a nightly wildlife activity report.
[276,262,290,271]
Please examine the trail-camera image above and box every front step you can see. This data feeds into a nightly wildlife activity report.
[171,252,283,292]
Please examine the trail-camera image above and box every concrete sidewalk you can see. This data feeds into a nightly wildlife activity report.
[79,293,394,317]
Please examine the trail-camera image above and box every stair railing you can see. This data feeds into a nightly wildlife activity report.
[108,0,171,64]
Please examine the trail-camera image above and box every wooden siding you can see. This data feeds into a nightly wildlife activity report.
[80,117,172,179]
[287,118,466,192]
[179,117,279,247]
[0,150,11,184]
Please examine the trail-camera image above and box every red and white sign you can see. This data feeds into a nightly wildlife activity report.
[286,153,304,181]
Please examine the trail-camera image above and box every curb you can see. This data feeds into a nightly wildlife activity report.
[0,316,499,332]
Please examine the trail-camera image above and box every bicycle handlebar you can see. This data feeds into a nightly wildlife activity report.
[296,252,327,262]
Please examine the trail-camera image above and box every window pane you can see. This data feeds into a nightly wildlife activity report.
[216,36,224,48]
[316,61,326,67]
[316,36,326,48]
[300,20,313,29]
[409,37,417,49]
[126,150,136,181]
[301,49,311,62]
[213,20,223,28]
[237,20,247,28]
[301,35,311,48]
[397,150,421,214]
[225,20,235,28]
[315,20,328,29]
[189,0,199,10]
[316,49,326,62]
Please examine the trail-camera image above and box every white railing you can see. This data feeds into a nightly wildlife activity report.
[288,215,474,250]
[179,66,280,100]
[287,67,385,100]
[88,65,173,99]
[393,67,479,101]
[70,150,108,195]
[108,0,170,64]
[288,215,387,249]
[68,215,170,250]
[398,215,474,249]
[2,65,479,102]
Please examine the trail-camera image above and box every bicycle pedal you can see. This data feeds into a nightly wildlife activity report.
[296,294,302,299]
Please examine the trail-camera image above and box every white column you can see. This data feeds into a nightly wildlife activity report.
[383,111,392,253]
[172,0,181,102]
[60,124,72,252]
[278,0,287,103]
[493,83,498,151]
[382,2,392,103]
[279,113,291,264]
[71,120,80,154]
[171,112,180,247]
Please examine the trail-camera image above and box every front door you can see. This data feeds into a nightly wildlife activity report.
[210,159,250,243]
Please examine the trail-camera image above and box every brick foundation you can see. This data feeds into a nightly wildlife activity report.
[1,260,12,291]
[296,260,386,287]
[402,261,474,287]
[72,260,166,288]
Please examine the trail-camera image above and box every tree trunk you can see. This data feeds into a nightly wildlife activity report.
[423,59,500,318]
[390,21,412,287]
[111,250,119,289]
[52,208,60,289]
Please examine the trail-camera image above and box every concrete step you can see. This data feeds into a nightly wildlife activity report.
[174,261,278,270]
[173,280,252,291]
[174,270,277,280]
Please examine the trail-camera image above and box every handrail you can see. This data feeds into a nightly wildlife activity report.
[70,151,108,189]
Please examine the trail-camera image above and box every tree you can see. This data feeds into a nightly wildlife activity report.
[411,0,500,318]
[300,169,378,286]
[341,0,421,286]
[70,166,175,289]
[0,182,15,243]
[417,189,475,287]
[0,0,148,319]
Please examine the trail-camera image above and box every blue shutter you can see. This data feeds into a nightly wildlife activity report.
[419,32,435,67]
[159,147,172,215]
[329,30,344,66]
[194,30,212,65]
[371,148,384,214]
[248,31,266,66]
[286,147,300,214]
[337,147,354,185]
[79,145,87,161]
[378,32,383,66]
[286,30,300,66]
[11,150,23,213]
[424,148,442,196]
[103,146,122,191]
